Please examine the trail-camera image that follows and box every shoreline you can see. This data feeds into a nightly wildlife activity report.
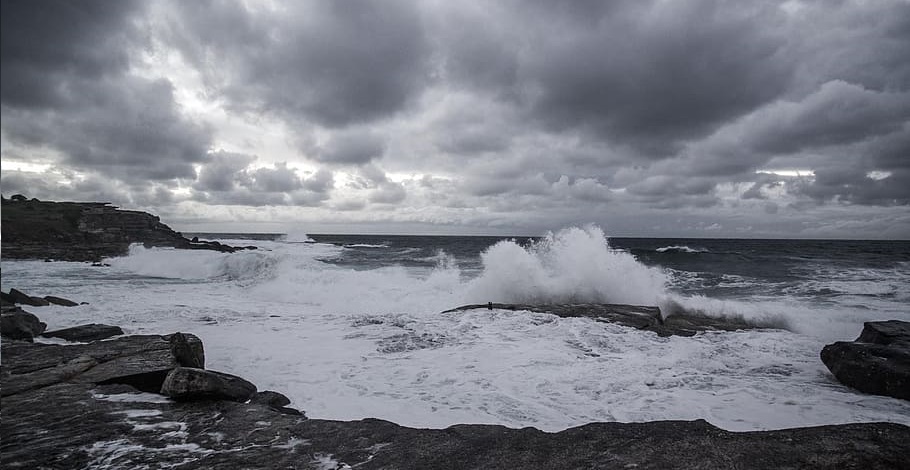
[3,290,909,468]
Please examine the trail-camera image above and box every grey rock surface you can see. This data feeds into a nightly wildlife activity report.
[160,367,257,402]
[445,303,763,337]
[1,332,204,396]
[0,308,47,341]
[821,320,910,400]
[42,323,124,342]
[0,380,906,470]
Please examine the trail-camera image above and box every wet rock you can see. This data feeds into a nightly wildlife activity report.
[1,380,907,469]
[42,324,124,342]
[166,332,206,369]
[1,333,205,395]
[7,288,50,307]
[445,303,761,337]
[160,367,257,402]
[251,390,292,408]
[821,320,910,401]
[1,309,47,341]
[43,295,80,307]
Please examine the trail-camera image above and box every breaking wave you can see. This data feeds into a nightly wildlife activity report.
[656,245,708,253]
[465,226,669,306]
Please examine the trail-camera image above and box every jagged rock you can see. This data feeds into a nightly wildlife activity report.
[1,309,47,341]
[42,324,124,342]
[445,303,762,337]
[0,198,255,261]
[1,333,205,396]
[0,381,907,469]
[821,320,910,401]
[7,288,50,307]
[160,367,257,402]
[43,295,79,307]
[166,332,206,368]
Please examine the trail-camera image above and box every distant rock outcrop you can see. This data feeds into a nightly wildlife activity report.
[445,303,765,337]
[821,320,910,401]
[0,196,254,261]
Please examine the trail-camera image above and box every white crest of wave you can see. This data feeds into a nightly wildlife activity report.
[656,245,707,253]
[107,245,276,281]
[466,226,669,305]
[281,229,314,243]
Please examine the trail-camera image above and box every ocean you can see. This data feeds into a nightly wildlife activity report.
[2,226,909,432]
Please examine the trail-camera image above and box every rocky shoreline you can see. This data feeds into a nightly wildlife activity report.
[2,292,908,469]
[0,196,254,261]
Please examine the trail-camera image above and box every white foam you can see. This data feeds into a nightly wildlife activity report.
[656,245,708,253]
[466,226,669,306]
[4,227,909,433]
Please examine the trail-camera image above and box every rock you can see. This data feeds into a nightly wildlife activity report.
[43,295,80,307]
[444,303,763,337]
[42,324,124,342]
[1,309,47,340]
[1,381,907,469]
[160,367,257,402]
[0,198,256,261]
[7,288,51,307]
[821,320,910,401]
[166,332,206,368]
[251,390,292,408]
[249,390,305,416]
[1,332,205,396]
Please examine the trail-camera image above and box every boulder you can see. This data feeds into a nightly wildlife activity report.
[42,323,124,342]
[160,367,257,402]
[1,332,205,396]
[821,321,910,401]
[1,309,47,340]
[250,390,292,408]
[7,288,50,307]
[43,295,80,307]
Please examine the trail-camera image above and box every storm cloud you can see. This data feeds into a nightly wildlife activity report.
[2,0,908,237]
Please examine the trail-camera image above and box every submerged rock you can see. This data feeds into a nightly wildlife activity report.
[160,367,257,402]
[42,323,124,342]
[43,295,80,307]
[821,320,910,401]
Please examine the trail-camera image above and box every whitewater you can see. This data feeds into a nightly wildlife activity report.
[2,226,908,432]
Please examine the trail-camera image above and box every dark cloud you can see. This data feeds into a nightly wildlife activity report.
[192,152,333,207]
[315,131,385,165]
[1,0,212,182]
[166,0,431,128]
[520,1,792,155]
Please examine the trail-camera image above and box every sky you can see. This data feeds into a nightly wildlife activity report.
[1,0,908,238]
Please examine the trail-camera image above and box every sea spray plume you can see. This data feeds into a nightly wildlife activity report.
[660,296,794,331]
[465,226,669,306]
[108,245,278,282]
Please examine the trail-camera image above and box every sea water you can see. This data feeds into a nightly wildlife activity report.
[2,226,908,432]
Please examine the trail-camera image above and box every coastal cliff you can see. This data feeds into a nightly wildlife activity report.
[0,196,251,261]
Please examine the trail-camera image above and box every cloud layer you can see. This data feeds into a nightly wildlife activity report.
[2,0,908,237]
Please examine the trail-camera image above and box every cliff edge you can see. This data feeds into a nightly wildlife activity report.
[0,196,251,261]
